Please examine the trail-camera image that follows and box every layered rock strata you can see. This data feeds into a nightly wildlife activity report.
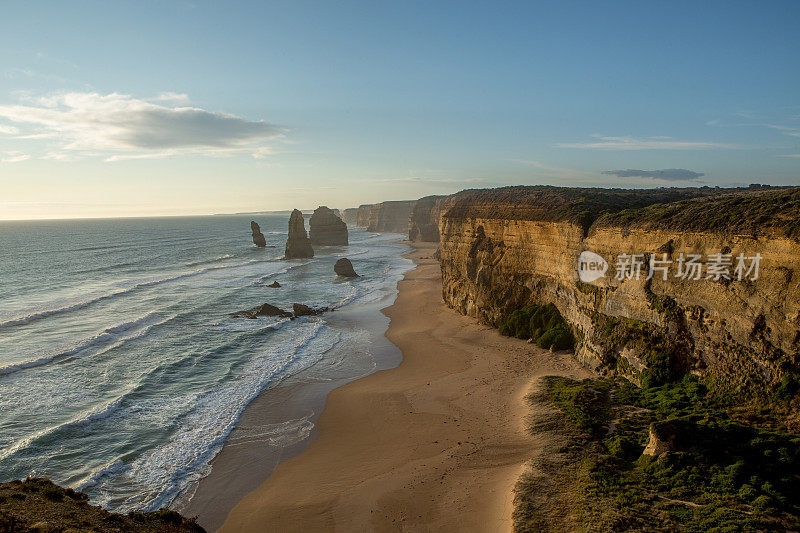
[284,209,314,259]
[309,206,348,246]
[435,186,800,400]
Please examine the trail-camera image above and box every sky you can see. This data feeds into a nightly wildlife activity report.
[1,0,799,220]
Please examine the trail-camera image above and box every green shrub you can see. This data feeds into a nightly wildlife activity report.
[499,303,574,350]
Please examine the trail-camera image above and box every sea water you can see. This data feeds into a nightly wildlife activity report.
[0,215,412,512]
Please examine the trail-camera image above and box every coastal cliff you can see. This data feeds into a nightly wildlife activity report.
[342,208,359,225]
[408,195,448,242]
[352,200,416,232]
[429,186,800,402]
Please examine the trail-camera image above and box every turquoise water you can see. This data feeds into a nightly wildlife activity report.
[0,215,411,512]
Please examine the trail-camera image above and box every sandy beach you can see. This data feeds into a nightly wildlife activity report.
[217,243,592,532]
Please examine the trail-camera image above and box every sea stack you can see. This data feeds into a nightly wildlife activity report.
[334,258,358,277]
[284,209,314,259]
[309,206,348,246]
[251,221,267,247]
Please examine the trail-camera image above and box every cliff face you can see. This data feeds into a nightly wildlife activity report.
[353,200,416,233]
[342,208,359,225]
[284,209,314,258]
[408,195,449,242]
[436,186,800,399]
[309,206,348,246]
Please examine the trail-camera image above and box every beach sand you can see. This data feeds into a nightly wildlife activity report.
[217,242,592,532]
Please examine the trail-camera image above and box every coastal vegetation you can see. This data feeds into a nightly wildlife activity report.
[514,376,800,532]
[499,303,574,351]
[0,478,205,532]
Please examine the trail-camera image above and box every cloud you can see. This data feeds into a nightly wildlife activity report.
[557,135,737,150]
[780,154,800,159]
[0,151,30,163]
[0,92,284,160]
[767,124,800,137]
[602,169,705,181]
[0,124,18,134]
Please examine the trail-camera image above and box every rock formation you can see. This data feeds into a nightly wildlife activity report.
[293,303,329,317]
[334,258,358,277]
[284,209,314,259]
[309,206,348,246]
[231,302,293,319]
[342,208,359,225]
[251,220,267,247]
[408,195,449,242]
[433,185,800,403]
[354,200,416,232]
[266,281,281,288]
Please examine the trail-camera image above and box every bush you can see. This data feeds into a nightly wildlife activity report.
[499,303,574,350]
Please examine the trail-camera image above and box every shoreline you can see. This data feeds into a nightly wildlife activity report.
[181,280,407,531]
[214,242,592,532]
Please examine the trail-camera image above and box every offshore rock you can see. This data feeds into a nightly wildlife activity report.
[251,220,267,247]
[266,281,281,288]
[334,258,358,277]
[231,303,292,319]
[284,209,314,259]
[293,303,329,317]
[310,206,348,246]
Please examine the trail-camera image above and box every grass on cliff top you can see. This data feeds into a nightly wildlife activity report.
[514,376,800,533]
[441,184,758,232]
[0,478,205,533]
[595,187,800,238]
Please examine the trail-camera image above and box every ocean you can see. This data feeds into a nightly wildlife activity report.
[0,215,412,512]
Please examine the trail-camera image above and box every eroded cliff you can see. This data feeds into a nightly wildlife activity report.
[353,200,415,232]
[435,186,800,401]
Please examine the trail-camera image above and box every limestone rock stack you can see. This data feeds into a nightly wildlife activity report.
[250,221,267,247]
[309,206,348,246]
[284,209,314,259]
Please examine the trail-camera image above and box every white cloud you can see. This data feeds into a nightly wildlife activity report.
[557,135,737,150]
[0,92,284,160]
[767,124,800,137]
[1,151,30,163]
[0,124,18,134]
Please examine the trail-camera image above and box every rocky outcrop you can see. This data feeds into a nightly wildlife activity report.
[334,258,358,277]
[293,303,329,317]
[436,185,800,401]
[284,209,314,259]
[251,221,267,247]
[266,281,281,288]
[309,206,348,246]
[0,478,205,533]
[408,195,449,242]
[354,200,416,233]
[232,303,292,319]
[342,208,359,225]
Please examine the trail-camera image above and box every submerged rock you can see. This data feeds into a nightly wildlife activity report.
[231,302,292,319]
[293,303,329,317]
[284,209,314,259]
[251,221,267,247]
[309,206,348,246]
[334,258,358,277]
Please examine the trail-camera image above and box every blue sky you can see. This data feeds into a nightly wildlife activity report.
[1,0,798,219]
